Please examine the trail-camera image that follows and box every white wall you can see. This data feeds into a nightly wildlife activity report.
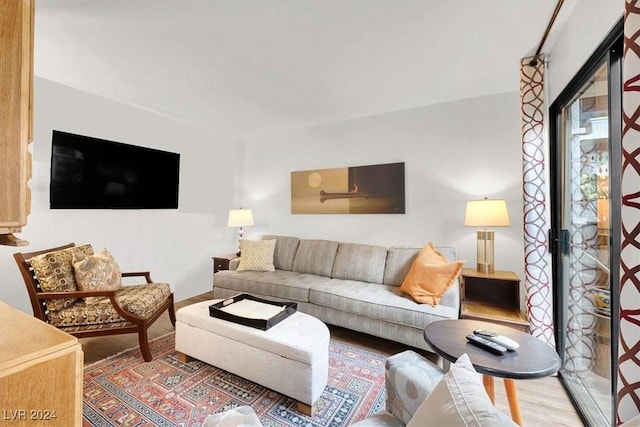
[7,0,620,317]
[0,82,524,315]
[547,0,623,104]
[0,78,238,314]
[238,91,525,280]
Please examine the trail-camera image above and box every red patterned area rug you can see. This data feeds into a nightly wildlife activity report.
[83,332,386,426]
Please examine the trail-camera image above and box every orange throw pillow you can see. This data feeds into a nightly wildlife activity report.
[399,242,465,306]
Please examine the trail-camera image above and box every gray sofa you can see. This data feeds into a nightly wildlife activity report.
[212,235,461,352]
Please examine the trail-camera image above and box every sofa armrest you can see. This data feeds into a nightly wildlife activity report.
[438,277,460,312]
[229,258,240,271]
[385,350,444,425]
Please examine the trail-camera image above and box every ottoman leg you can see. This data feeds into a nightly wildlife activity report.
[297,401,314,417]
[175,351,195,363]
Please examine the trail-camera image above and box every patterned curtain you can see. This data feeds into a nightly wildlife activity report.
[520,55,555,347]
[617,0,640,423]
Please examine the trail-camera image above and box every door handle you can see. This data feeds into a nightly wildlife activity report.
[560,229,569,255]
[548,228,570,255]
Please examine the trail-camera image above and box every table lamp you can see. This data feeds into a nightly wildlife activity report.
[464,198,510,274]
[227,208,254,256]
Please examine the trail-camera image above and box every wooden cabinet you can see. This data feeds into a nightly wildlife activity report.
[0,0,34,246]
[0,302,83,426]
[460,268,529,332]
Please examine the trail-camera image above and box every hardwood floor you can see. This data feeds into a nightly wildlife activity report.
[80,292,585,426]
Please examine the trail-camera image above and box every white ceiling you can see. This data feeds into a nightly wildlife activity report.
[34,0,574,137]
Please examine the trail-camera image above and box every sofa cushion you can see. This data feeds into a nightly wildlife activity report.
[47,283,171,328]
[214,270,330,303]
[237,239,276,272]
[331,242,387,284]
[383,245,458,287]
[292,239,339,277]
[383,247,420,286]
[29,244,95,311]
[398,243,464,306]
[407,353,517,427]
[309,280,458,329]
[261,235,300,271]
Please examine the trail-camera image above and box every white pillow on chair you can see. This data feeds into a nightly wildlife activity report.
[407,353,518,427]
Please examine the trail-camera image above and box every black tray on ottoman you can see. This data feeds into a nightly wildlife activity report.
[208,293,297,330]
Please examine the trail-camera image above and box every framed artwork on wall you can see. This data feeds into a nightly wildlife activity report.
[291,162,405,214]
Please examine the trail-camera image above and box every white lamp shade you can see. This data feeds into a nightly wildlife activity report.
[227,209,254,227]
[464,199,510,227]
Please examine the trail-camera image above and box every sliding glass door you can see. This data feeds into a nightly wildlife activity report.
[549,23,622,427]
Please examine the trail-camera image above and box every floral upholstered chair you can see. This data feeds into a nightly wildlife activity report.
[13,243,175,362]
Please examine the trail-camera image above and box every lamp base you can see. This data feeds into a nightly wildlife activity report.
[236,228,244,257]
[476,230,495,274]
[476,262,494,274]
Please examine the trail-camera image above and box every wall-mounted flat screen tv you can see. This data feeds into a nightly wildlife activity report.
[50,130,180,209]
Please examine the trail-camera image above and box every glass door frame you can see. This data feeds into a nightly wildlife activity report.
[549,19,623,427]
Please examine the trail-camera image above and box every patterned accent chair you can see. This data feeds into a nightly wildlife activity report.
[13,243,176,362]
[350,350,445,426]
[352,349,517,426]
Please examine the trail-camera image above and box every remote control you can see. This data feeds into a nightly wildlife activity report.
[473,329,520,351]
[466,334,507,355]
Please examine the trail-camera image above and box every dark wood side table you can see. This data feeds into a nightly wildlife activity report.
[212,253,239,274]
[424,319,561,426]
[460,268,529,332]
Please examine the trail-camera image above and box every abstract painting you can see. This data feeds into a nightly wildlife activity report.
[291,162,405,214]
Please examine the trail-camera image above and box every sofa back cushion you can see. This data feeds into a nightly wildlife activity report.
[331,242,387,284]
[384,246,458,286]
[292,239,339,277]
[383,247,420,286]
[398,243,465,306]
[261,235,300,271]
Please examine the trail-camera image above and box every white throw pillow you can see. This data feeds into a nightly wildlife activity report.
[236,239,276,272]
[203,405,263,427]
[407,353,518,427]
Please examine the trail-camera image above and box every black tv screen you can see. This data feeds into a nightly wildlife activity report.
[50,130,180,209]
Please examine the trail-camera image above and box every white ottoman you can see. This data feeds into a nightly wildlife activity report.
[175,300,329,415]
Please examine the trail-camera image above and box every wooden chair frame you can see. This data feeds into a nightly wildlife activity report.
[13,243,176,362]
